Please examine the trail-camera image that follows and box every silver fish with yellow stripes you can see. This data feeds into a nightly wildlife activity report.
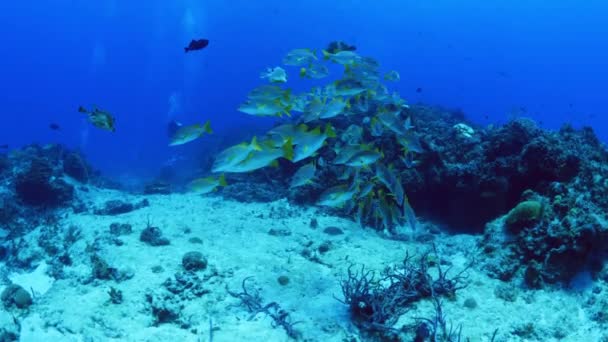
[212,136,263,173]
[189,174,228,194]
[292,124,336,162]
[260,66,288,83]
[289,162,316,188]
[238,99,292,117]
[318,183,359,208]
[169,121,212,146]
[217,138,294,173]
[322,50,361,65]
[383,70,400,82]
[283,48,318,66]
[299,63,329,79]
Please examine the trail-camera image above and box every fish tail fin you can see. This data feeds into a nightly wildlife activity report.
[282,138,294,161]
[218,174,228,187]
[251,136,263,151]
[322,50,331,60]
[203,120,213,134]
[324,123,336,138]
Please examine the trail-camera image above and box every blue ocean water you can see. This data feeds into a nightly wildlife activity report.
[1,0,607,179]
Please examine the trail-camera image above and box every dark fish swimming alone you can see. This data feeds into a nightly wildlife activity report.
[49,123,61,130]
[78,105,116,132]
[185,39,209,53]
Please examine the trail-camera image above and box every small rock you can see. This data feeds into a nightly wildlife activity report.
[91,254,116,280]
[268,228,291,236]
[151,265,164,273]
[318,241,331,254]
[182,251,208,271]
[1,284,33,309]
[140,225,170,246]
[109,223,133,236]
[463,297,477,309]
[494,283,518,302]
[188,237,203,244]
[323,226,344,236]
[95,199,149,216]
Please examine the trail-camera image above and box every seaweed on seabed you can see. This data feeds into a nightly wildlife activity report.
[336,248,470,338]
[414,297,463,342]
[226,277,301,339]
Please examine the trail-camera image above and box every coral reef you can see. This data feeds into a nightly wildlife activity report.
[94,199,149,216]
[15,158,74,206]
[227,277,300,339]
[140,220,170,246]
[337,250,468,338]
[62,152,90,183]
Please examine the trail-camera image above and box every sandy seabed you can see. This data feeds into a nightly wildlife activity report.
[0,186,603,342]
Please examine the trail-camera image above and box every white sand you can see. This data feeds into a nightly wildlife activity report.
[1,186,604,341]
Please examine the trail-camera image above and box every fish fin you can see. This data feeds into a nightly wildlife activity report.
[203,120,213,134]
[322,50,331,60]
[251,136,263,151]
[282,138,294,161]
[184,47,189,53]
[218,174,227,187]
[324,123,336,138]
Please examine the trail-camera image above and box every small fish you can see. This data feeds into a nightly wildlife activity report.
[333,144,371,165]
[344,150,382,167]
[212,136,263,173]
[169,121,212,146]
[326,41,356,54]
[384,70,400,82]
[219,138,294,173]
[260,66,288,83]
[370,117,384,137]
[289,162,316,188]
[189,174,228,194]
[185,39,209,53]
[299,63,329,79]
[283,48,317,66]
[416,87,422,93]
[318,183,359,208]
[49,123,61,130]
[404,196,417,231]
[247,85,292,102]
[377,111,407,135]
[375,163,405,206]
[322,50,361,65]
[292,124,336,162]
[333,78,367,96]
[358,181,375,199]
[319,97,349,119]
[79,106,116,132]
[238,99,291,117]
